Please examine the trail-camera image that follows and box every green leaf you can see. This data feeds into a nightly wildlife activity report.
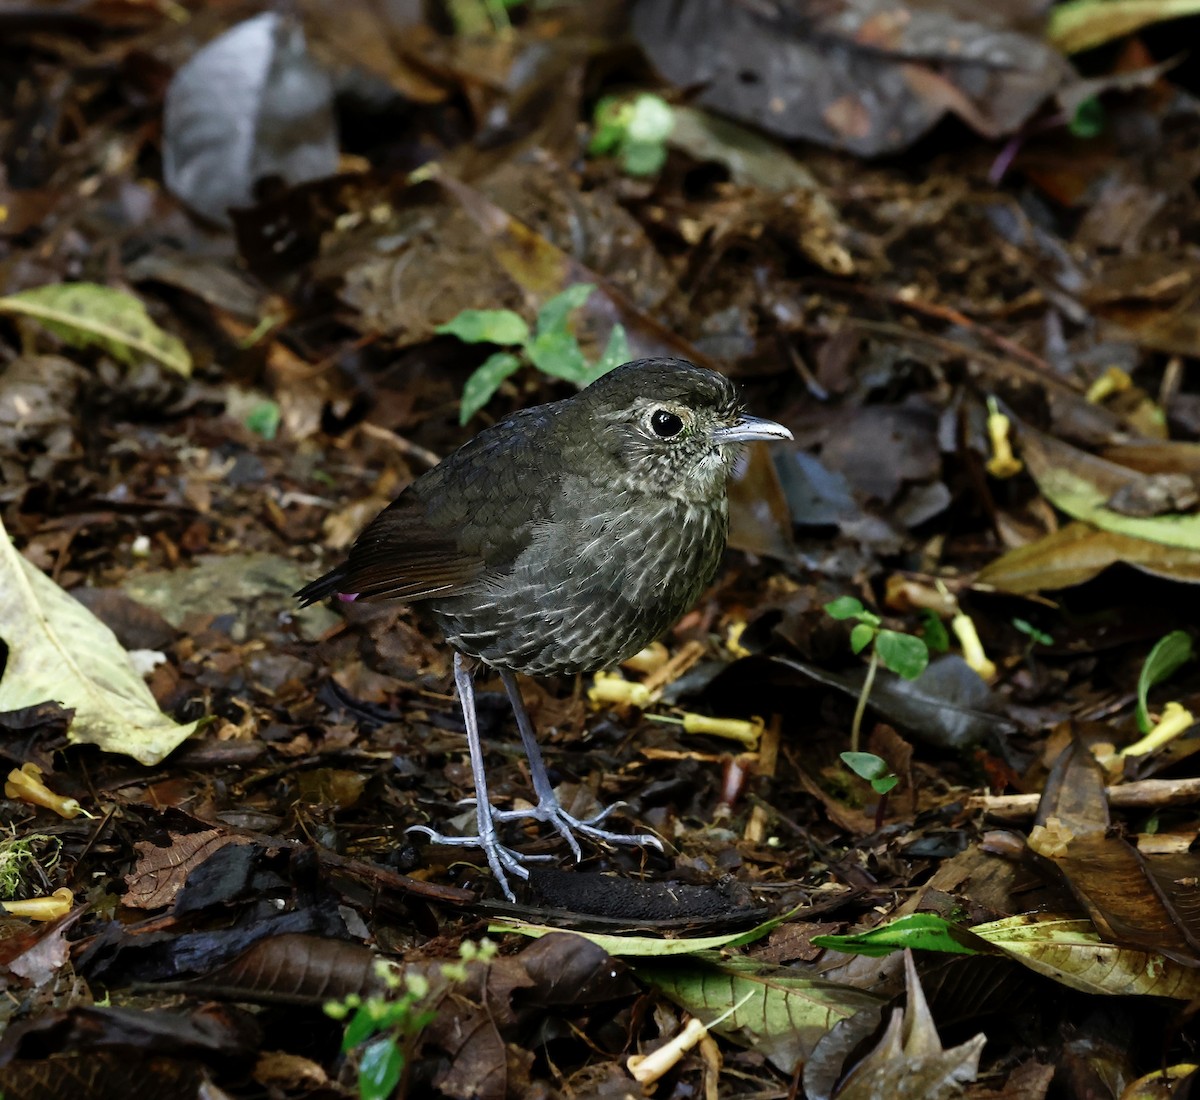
[1136,630,1194,733]
[840,751,889,782]
[0,514,201,765]
[342,1004,379,1052]
[245,400,281,441]
[849,622,875,655]
[436,309,529,347]
[1012,617,1053,647]
[871,774,899,795]
[459,351,523,425]
[588,96,627,156]
[876,630,929,680]
[622,140,668,177]
[825,596,865,621]
[358,1036,404,1100]
[1069,96,1105,138]
[0,282,192,376]
[919,609,950,653]
[587,323,630,382]
[526,327,590,384]
[813,914,987,958]
[625,93,675,144]
[534,283,595,339]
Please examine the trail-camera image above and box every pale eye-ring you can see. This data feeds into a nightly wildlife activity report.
[650,409,684,438]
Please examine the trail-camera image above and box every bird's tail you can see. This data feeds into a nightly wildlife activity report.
[295,565,354,607]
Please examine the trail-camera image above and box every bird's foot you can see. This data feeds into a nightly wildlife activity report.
[490,798,664,863]
[406,824,553,902]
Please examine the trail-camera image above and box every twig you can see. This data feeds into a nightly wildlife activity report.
[359,421,443,470]
[968,777,1200,819]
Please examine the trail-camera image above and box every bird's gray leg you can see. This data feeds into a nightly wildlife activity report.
[491,669,664,858]
[407,652,550,901]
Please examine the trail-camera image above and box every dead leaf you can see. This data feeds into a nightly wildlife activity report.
[122,831,242,910]
[834,951,986,1098]
[0,515,202,766]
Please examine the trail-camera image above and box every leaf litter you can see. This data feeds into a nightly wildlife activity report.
[3,1,1200,1096]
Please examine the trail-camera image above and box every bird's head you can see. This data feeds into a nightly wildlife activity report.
[565,358,793,499]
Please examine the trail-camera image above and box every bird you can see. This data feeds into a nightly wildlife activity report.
[297,357,792,900]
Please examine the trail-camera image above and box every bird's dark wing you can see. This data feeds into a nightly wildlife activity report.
[295,497,486,606]
[296,403,564,608]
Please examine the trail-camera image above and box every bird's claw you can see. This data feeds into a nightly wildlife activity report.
[406,824,553,901]
[489,799,663,862]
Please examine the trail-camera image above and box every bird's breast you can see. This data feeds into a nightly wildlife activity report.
[428,490,729,676]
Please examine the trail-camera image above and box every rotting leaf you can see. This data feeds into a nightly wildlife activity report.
[772,655,1015,750]
[122,831,242,911]
[0,516,202,766]
[633,0,1072,156]
[1032,737,1200,967]
[1018,422,1200,551]
[515,932,636,1005]
[977,521,1200,593]
[201,934,387,1005]
[0,283,192,377]
[1048,0,1200,54]
[636,952,888,1075]
[163,11,338,226]
[834,951,986,1099]
[489,904,800,957]
[817,908,1200,1000]
[1136,631,1193,734]
[972,915,1200,999]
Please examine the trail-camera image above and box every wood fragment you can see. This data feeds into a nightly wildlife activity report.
[968,777,1200,819]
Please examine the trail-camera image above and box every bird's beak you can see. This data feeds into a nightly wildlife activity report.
[712,414,793,445]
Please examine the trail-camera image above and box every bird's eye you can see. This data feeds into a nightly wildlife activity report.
[650,409,685,438]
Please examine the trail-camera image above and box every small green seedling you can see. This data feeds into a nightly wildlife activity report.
[326,938,498,1100]
[840,751,898,795]
[589,93,675,177]
[825,596,929,752]
[918,609,949,654]
[244,399,281,441]
[1012,617,1053,668]
[1068,96,1105,139]
[1012,618,1052,647]
[1136,630,1194,734]
[841,750,899,830]
[437,284,629,424]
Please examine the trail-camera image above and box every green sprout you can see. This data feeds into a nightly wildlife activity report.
[840,751,899,796]
[326,938,498,1100]
[589,93,675,177]
[244,399,281,441]
[825,596,929,752]
[1136,630,1194,734]
[841,750,899,830]
[1068,96,1105,139]
[919,608,949,653]
[446,0,522,35]
[1012,618,1053,647]
[437,283,628,424]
